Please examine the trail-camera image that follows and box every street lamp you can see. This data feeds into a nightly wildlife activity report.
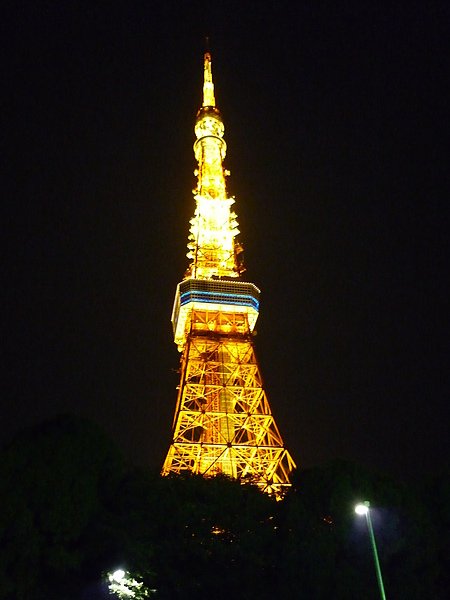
[354,501,387,600]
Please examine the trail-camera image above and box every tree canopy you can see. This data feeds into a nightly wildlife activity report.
[0,416,446,599]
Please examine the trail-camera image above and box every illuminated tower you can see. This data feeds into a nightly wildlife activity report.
[162,51,296,495]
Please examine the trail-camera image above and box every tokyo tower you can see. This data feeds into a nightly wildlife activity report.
[162,51,296,495]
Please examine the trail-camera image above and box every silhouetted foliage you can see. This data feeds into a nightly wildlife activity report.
[418,466,450,596]
[0,417,445,599]
[0,415,125,599]
[281,460,442,599]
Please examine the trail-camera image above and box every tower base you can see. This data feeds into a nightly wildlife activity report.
[162,325,296,496]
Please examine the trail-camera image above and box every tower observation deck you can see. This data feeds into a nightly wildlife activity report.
[162,51,296,496]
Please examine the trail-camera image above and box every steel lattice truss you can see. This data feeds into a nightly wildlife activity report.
[162,314,295,496]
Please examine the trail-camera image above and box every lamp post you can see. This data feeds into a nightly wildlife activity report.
[355,501,387,600]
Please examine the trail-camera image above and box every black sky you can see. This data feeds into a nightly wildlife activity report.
[3,1,449,483]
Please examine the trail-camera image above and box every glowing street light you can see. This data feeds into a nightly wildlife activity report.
[354,501,387,600]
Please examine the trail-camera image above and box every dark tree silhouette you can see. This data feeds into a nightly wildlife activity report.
[0,418,445,599]
[0,415,124,599]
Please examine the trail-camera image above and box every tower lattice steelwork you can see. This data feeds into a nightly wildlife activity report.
[162,51,296,495]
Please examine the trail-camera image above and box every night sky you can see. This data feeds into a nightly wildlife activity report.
[3,2,448,483]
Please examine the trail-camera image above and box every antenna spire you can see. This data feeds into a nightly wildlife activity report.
[202,49,215,107]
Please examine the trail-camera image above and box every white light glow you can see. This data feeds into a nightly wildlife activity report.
[112,569,126,583]
[107,569,151,598]
[355,502,369,515]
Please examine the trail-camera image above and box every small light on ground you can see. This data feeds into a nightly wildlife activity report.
[112,569,126,583]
